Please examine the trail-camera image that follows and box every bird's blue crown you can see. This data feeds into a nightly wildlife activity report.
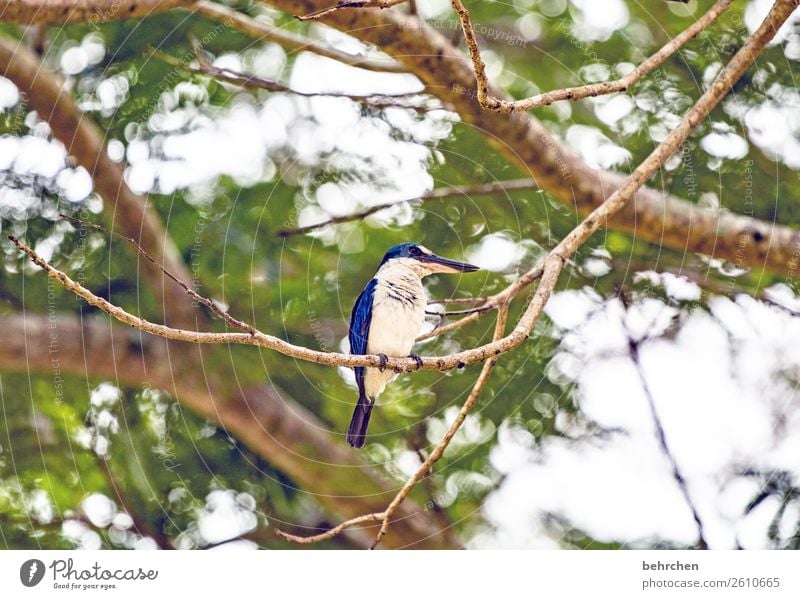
[378,242,425,266]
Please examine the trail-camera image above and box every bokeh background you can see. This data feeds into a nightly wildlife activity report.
[1,0,800,549]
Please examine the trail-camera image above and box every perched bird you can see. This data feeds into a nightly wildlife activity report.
[347,243,479,448]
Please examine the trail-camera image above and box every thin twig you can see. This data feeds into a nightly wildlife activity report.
[150,46,430,111]
[193,1,406,73]
[428,296,492,306]
[416,311,483,342]
[298,0,408,21]
[278,178,539,237]
[275,512,385,544]
[58,213,257,335]
[620,298,709,550]
[450,0,733,113]
[424,304,493,317]
[370,302,509,548]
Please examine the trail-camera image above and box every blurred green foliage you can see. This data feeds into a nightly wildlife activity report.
[0,0,796,549]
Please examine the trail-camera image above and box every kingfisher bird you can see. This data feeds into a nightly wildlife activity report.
[347,243,479,448]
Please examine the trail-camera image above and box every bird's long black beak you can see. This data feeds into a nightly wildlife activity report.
[423,253,480,273]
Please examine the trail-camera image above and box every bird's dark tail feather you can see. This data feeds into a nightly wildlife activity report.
[347,394,374,449]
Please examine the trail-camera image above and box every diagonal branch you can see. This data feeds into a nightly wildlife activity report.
[0,37,200,329]
[193,0,406,73]
[616,286,708,549]
[270,0,799,546]
[451,0,733,113]
[257,0,800,277]
[0,313,454,548]
[277,302,509,548]
[628,332,709,549]
[0,0,196,24]
[10,0,794,374]
[371,302,509,547]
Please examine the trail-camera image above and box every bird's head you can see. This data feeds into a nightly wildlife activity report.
[378,243,479,276]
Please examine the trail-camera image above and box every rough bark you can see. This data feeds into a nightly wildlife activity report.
[0,0,196,24]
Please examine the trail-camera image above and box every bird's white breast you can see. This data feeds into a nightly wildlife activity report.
[363,260,426,398]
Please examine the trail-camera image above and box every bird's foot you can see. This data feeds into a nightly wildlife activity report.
[377,353,389,372]
[409,353,424,371]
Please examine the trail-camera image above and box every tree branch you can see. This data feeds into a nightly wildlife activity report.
[0,37,200,329]
[8,232,528,372]
[8,0,792,379]
[451,0,733,113]
[271,0,799,546]
[627,327,709,550]
[193,0,406,73]
[151,41,431,110]
[0,313,453,548]
[260,0,800,277]
[278,178,539,237]
[0,0,196,24]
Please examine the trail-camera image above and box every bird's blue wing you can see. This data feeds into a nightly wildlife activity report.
[349,278,377,398]
[349,278,377,355]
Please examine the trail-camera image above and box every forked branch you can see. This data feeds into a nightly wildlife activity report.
[451,0,733,113]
